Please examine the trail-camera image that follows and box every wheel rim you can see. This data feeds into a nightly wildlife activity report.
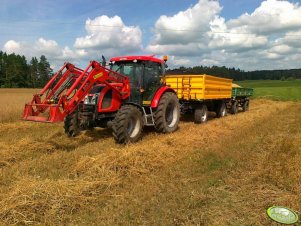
[221,107,226,117]
[127,116,141,138]
[165,102,178,128]
[201,110,207,121]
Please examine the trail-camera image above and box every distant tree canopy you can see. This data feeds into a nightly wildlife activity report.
[166,65,301,81]
[0,51,53,88]
[0,51,301,88]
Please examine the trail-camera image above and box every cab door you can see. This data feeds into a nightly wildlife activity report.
[129,63,143,105]
[142,62,163,104]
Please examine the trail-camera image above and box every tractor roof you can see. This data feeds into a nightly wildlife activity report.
[110,55,165,64]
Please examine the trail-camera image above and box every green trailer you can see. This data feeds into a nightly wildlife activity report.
[232,87,253,98]
[228,86,253,114]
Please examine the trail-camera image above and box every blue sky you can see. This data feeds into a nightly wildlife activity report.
[1,0,301,71]
[0,0,262,45]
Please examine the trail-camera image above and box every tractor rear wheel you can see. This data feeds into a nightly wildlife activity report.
[64,111,80,137]
[112,105,143,144]
[242,100,249,112]
[216,101,227,118]
[154,92,180,133]
[194,104,208,124]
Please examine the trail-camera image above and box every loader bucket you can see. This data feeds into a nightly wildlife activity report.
[22,62,83,123]
[23,103,65,123]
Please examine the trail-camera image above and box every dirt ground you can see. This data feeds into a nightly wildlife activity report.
[0,98,300,225]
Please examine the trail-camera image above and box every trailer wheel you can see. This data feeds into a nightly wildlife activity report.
[242,100,249,112]
[112,105,143,144]
[230,101,238,114]
[194,104,208,124]
[154,92,180,133]
[216,101,227,118]
[64,111,80,137]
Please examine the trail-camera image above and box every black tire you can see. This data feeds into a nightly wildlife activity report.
[230,101,238,114]
[216,101,227,118]
[154,92,180,133]
[64,111,80,137]
[194,104,208,124]
[112,105,143,144]
[242,100,249,112]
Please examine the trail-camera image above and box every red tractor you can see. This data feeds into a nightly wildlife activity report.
[23,55,180,143]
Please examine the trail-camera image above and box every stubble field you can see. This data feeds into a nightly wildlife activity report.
[0,88,301,225]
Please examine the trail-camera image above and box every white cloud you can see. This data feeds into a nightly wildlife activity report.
[150,0,221,45]
[269,44,293,54]
[207,16,268,51]
[276,30,301,48]
[2,38,81,69]
[171,57,191,67]
[2,15,143,69]
[228,0,301,35]
[147,0,301,70]
[3,40,21,53]
[147,0,221,56]
[74,15,142,55]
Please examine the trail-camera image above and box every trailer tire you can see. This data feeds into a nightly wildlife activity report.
[64,111,80,137]
[242,100,249,112]
[112,105,143,144]
[154,92,180,133]
[194,104,208,124]
[231,101,238,114]
[216,101,227,118]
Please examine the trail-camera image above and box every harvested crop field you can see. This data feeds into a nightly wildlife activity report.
[0,89,301,225]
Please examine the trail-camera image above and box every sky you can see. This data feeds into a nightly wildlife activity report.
[1,0,301,71]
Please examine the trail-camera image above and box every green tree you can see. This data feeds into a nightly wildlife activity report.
[3,53,28,87]
[0,51,5,87]
[38,55,53,87]
[29,57,39,88]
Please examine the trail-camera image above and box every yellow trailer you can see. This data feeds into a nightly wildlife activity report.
[164,74,233,124]
[164,74,232,100]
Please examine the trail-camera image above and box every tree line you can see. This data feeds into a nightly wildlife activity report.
[1,51,301,88]
[0,51,53,88]
[167,66,301,81]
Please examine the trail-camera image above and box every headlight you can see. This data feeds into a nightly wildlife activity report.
[91,94,98,105]
[84,96,89,104]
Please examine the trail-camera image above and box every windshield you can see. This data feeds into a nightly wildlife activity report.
[111,62,143,88]
[111,62,136,76]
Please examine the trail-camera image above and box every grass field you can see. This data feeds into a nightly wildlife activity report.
[0,89,40,123]
[0,88,301,225]
[237,79,301,101]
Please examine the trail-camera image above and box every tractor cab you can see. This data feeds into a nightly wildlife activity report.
[109,56,166,105]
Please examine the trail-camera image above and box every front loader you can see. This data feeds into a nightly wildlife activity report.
[23,56,180,143]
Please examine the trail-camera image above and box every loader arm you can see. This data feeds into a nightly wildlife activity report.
[23,60,130,122]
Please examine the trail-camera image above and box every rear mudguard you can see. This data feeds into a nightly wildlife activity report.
[151,86,176,108]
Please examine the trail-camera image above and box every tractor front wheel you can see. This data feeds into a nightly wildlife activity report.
[112,105,143,144]
[64,111,80,137]
[154,92,180,133]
